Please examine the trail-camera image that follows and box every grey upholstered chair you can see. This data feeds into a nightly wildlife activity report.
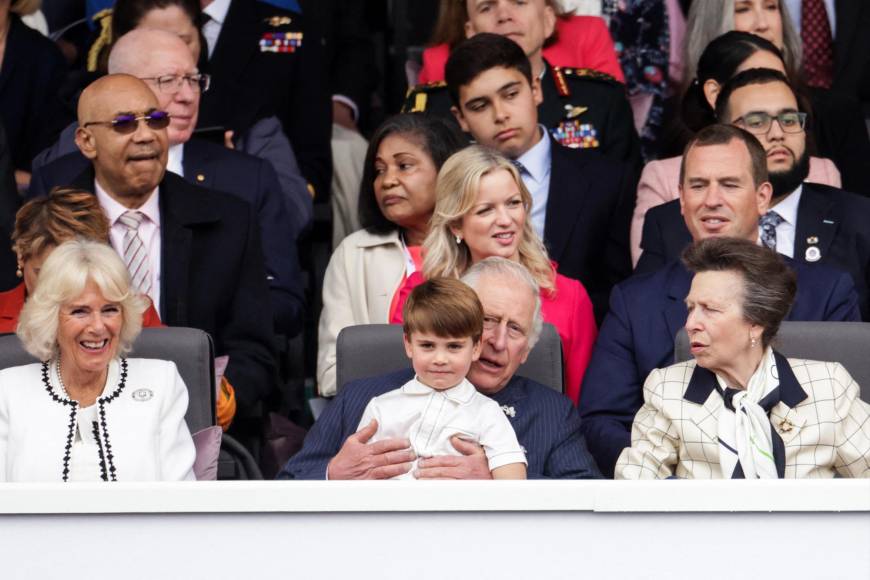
[674,321,870,402]
[335,322,564,393]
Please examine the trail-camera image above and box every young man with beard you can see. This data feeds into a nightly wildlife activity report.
[637,69,870,320]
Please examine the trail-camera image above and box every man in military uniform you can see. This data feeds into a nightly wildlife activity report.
[404,0,640,169]
[199,0,332,198]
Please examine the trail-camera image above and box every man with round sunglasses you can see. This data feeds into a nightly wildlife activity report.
[638,68,870,320]
[69,73,278,433]
[82,110,173,133]
[29,29,306,339]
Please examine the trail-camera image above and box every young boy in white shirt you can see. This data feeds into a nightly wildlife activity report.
[357,278,527,479]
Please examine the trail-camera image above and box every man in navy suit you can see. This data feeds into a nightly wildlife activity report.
[279,258,601,480]
[443,34,636,322]
[28,29,304,336]
[579,124,861,477]
[638,68,870,321]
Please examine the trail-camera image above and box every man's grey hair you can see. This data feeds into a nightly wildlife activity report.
[461,257,544,348]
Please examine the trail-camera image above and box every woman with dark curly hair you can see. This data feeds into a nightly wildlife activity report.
[316,114,465,397]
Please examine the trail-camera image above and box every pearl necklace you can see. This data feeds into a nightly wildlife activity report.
[56,358,71,400]
[56,358,110,402]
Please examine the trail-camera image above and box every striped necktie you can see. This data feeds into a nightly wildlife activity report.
[119,210,152,295]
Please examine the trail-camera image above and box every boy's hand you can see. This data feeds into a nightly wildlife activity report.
[415,436,491,479]
[327,420,415,479]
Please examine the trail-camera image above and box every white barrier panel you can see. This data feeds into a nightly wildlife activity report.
[0,480,868,579]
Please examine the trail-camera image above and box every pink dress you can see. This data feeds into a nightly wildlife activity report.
[542,273,597,405]
[418,16,625,84]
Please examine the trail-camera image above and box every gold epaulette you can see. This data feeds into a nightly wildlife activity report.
[87,9,113,73]
[552,67,571,97]
[559,67,619,84]
[403,81,447,113]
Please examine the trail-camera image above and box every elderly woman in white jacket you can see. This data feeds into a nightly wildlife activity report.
[317,114,465,397]
[0,239,195,481]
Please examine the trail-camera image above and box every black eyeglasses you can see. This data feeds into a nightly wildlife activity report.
[140,73,211,94]
[82,110,171,134]
[733,111,808,135]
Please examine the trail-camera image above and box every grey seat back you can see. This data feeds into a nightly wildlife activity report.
[674,321,870,402]
[0,327,215,431]
[336,323,563,393]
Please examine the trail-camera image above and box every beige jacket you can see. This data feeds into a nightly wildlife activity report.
[616,356,870,479]
[317,229,406,397]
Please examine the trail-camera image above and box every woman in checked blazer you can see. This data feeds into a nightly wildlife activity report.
[617,238,870,479]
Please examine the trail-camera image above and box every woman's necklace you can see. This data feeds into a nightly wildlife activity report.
[56,358,111,403]
[56,358,71,399]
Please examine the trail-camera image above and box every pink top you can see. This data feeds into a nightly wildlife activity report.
[390,270,596,405]
[543,273,597,405]
[630,155,843,266]
[418,15,625,85]
[388,246,424,324]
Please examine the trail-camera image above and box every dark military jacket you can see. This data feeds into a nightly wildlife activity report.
[403,60,641,169]
[198,0,332,197]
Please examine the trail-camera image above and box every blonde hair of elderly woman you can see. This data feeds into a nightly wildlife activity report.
[17,239,148,361]
[422,145,555,293]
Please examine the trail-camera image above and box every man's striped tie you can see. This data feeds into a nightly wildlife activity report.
[119,210,151,295]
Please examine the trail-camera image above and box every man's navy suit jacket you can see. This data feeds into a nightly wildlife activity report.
[637,183,870,320]
[278,368,602,480]
[578,257,861,477]
[544,142,635,323]
[28,138,305,336]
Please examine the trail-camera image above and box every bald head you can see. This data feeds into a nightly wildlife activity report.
[108,29,201,145]
[109,28,191,76]
[77,74,157,124]
[75,74,169,209]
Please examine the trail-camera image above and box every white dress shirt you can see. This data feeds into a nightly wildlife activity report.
[357,377,527,479]
[762,185,802,258]
[95,182,162,311]
[202,0,232,59]
[516,126,553,239]
[166,143,184,177]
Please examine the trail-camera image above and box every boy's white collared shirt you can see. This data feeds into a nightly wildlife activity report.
[357,377,526,479]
